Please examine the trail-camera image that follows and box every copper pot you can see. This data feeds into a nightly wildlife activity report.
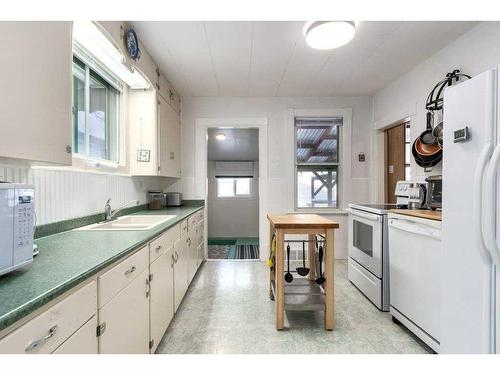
[414,137,441,157]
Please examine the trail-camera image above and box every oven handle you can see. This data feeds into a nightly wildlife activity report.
[347,208,381,222]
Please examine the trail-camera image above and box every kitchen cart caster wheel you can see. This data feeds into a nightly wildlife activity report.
[392,316,401,325]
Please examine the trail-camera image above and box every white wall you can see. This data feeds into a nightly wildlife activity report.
[207,161,259,238]
[0,164,174,225]
[372,21,500,200]
[180,96,374,259]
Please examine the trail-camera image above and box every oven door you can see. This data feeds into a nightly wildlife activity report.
[347,208,383,278]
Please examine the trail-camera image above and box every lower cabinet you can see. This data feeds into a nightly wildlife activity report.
[98,268,150,354]
[53,316,98,354]
[149,246,174,353]
[173,235,189,312]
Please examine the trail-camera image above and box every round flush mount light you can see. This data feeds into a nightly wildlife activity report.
[215,134,226,141]
[303,21,356,50]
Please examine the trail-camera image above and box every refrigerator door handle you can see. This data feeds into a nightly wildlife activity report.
[474,142,494,265]
[483,143,500,266]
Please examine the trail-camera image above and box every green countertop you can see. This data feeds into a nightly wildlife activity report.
[0,204,204,333]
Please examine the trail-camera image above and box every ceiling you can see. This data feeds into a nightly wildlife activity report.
[207,128,259,161]
[132,21,476,97]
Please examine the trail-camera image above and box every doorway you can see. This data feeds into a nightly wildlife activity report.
[206,128,260,260]
[385,121,411,203]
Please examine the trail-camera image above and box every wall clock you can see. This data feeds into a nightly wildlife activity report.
[125,28,141,61]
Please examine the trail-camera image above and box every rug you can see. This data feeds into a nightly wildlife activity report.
[208,238,259,260]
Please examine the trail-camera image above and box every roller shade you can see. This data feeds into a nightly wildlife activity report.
[215,161,254,178]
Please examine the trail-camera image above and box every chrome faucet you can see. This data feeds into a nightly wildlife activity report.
[104,199,140,221]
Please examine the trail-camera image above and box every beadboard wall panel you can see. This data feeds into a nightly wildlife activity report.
[0,165,166,225]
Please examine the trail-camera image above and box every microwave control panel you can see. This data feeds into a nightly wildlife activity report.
[14,188,35,263]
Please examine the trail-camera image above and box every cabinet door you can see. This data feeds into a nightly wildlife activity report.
[52,316,98,354]
[98,268,150,354]
[150,247,174,353]
[0,22,72,164]
[158,95,181,178]
[173,236,188,312]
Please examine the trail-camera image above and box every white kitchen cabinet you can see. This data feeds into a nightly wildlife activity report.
[158,94,181,178]
[0,281,97,354]
[149,246,174,353]
[173,235,188,312]
[98,268,150,354]
[0,22,72,165]
[52,316,98,354]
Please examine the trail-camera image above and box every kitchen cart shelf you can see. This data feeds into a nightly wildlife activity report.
[267,213,339,331]
[270,278,325,311]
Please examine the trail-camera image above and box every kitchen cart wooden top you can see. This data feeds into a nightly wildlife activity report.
[267,213,339,229]
[389,209,442,221]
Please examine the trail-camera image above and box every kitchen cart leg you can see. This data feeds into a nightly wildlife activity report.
[308,234,316,281]
[269,224,274,300]
[275,229,285,330]
[324,228,335,330]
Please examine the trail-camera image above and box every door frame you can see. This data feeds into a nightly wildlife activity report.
[194,117,268,261]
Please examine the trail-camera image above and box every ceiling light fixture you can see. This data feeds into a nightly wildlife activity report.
[215,134,227,141]
[303,21,356,50]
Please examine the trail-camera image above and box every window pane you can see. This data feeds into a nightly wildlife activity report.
[217,178,234,197]
[107,86,119,161]
[72,63,86,155]
[89,74,107,159]
[296,118,341,163]
[297,167,338,208]
[235,178,251,195]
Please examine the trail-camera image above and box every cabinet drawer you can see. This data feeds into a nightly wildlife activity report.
[149,224,180,263]
[0,281,97,354]
[98,245,148,308]
[188,210,204,229]
[52,315,98,354]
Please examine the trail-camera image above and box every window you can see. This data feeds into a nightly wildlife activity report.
[295,117,342,209]
[216,177,252,198]
[72,56,120,162]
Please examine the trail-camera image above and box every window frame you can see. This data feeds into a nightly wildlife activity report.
[71,53,122,164]
[293,112,348,212]
[216,177,253,199]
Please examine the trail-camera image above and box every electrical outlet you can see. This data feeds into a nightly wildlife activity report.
[137,149,151,162]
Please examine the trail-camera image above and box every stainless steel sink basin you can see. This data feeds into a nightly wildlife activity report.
[75,215,176,231]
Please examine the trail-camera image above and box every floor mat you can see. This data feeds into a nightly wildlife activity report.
[208,238,259,260]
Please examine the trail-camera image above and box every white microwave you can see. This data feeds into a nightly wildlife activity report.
[0,183,35,277]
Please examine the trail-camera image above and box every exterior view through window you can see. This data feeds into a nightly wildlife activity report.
[216,177,252,198]
[295,117,342,208]
[72,56,120,162]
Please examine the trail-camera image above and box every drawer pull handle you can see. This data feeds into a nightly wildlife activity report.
[25,325,57,352]
[174,251,179,262]
[125,266,136,276]
[155,245,162,252]
[146,278,151,298]
[171,254,175,267]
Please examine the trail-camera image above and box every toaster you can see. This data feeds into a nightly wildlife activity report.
[165,192,182,207]
[0,183,35,276]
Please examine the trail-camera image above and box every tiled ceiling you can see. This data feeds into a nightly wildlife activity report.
[132,21,477,97]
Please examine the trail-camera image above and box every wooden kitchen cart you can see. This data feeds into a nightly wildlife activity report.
[267,214,339,330]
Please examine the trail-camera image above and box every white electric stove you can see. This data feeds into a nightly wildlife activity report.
[346,203,398,311]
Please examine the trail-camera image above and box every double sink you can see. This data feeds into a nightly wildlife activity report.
[75,215,176,231]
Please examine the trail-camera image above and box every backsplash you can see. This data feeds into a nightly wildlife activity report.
[0,164,170,225]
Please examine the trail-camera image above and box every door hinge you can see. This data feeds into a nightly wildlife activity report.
[149,339,154,350]
[157,166,161,171]
[96,322,106,337]
[149,273,154,282]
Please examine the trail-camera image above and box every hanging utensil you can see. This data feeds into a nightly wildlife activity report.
[315,245,326,285]
[419,111,437,145]
[296,241,310,276]
[284,244,293,283]
[432,121,443,147]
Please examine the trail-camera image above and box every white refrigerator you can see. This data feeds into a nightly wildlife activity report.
[442,67,500,353]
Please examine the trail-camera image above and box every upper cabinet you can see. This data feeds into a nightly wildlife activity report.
[158,94,181,178]
[0,22,73,165]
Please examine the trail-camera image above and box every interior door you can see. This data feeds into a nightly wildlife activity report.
[385,123,407,203]
[150,247,174,353]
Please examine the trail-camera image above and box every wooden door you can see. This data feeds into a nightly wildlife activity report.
[149,247,174,353]
[385,123,407,203]
[98,269,150,354]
